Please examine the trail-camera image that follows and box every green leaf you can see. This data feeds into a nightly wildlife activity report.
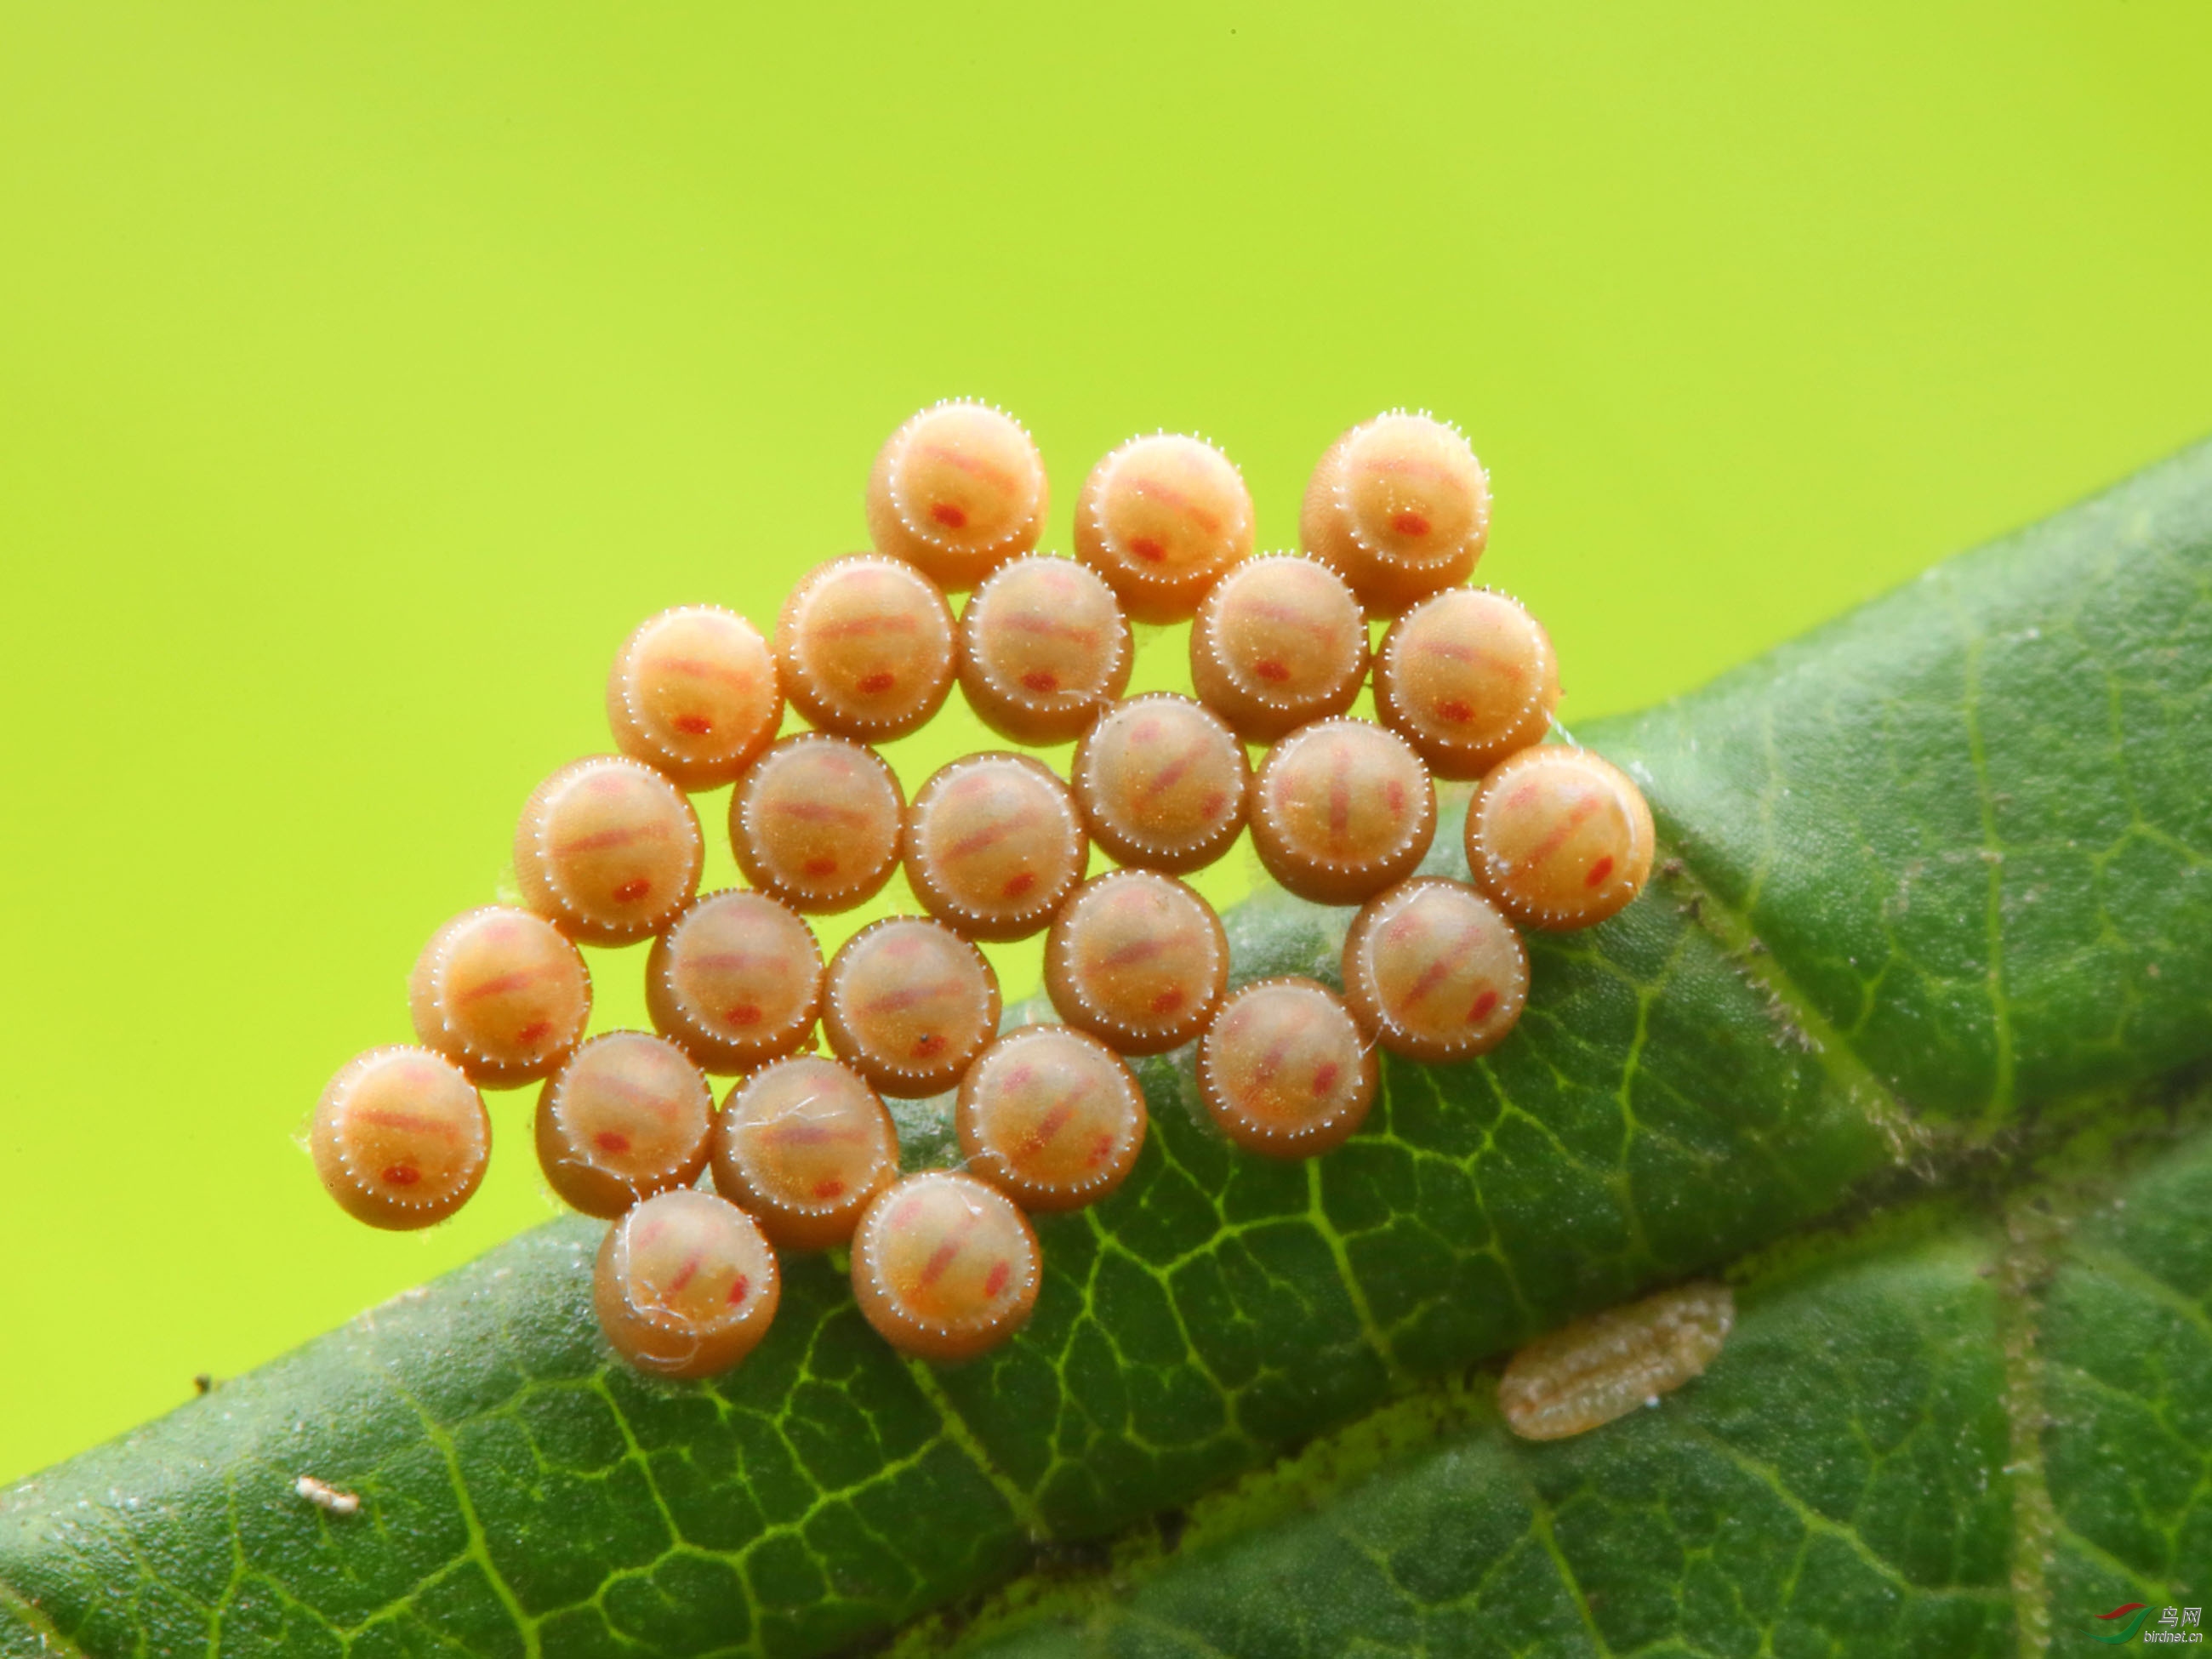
[3,442,2207,1658]
[928,1109,2212,1658]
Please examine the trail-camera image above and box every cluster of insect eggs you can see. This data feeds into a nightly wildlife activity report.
[310,401,1656,1381]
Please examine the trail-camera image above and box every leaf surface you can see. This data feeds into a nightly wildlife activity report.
[3,443,2208,1658]
[937,1113,2212,1658]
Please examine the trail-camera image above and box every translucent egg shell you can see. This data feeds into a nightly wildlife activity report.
[606,605,782,790]
[1465,746,1655,931]
[904,752,1089,942]
[594,1189,781,1379]
[1301,410,1489,616]
[957,1025,1148,1213]
[729,733,905,914]
[1189,554,1368,743]
[514,755,704,945]
[712,1055,901,1251]
[1195,978,1377,1159]
[1044,869,1228,1055]
[956,556,1133,745]
[408,906,592,1087]
[1340,879,1528,1062]
[775,555,956,740]
[1075,433,1253,624]
[533,1031,715,1219]
[1247,718,1435,905]
[850,1171,1042,1361]
[1070,693,1250,875]
[822,916,1003,1097]
[645,889,824,1074]
[1372,588,1557,779]
[865,401,1048,593]
[311,1046,490,1230]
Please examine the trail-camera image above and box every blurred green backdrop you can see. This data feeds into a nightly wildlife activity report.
[2,0,2208,1486]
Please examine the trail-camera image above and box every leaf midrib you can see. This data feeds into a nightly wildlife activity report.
[1642,818,1924,1161]
[900,1079,2212,1659]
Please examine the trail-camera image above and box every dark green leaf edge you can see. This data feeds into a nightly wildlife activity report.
[1,440,2204,1658]
[890,1068,2212,1657]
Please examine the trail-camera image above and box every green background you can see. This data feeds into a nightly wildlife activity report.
[1,0,2207,1490]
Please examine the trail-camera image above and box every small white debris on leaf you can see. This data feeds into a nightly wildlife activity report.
[294,1475,360,1517]
[1499,1282,1735,1441]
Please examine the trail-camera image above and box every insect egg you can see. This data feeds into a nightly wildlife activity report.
[1044,869,1228,1054]
[1466,746,1656,930]
[1248,718,1437,906]
[955,556,1134,746]
[1195,978,1378,1159]
[730,733,905,915]
[850,1171,1042,1361]
[407,905,592,1086]
[533,1031,715,1219]
[957,1025,1148,1212]
[1301,410,1490,616]
[645,889,823,1073]
[1189,555,1369,743]
[822,916,1002,1097]
[865,401,1048,593]
[311,1047,490,1229]
[1074,433,1254,624]
[775,555,956,740]
[605,605,782,790]
[1070,693,1250,875]
[1497,1282,1734,1441]
[594,1189,781,1379]
[711,1054,900,1250]
[1373,588,1559,779]
[1340,879,1528,1062]
[514,755,704,945]
[904,752,1088,942]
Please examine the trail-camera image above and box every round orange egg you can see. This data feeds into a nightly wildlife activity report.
[1070,693,1250,875]
[311,1047,490,1230]
[956,556,1133,745]
[646,889,823,1074]
[712,1055,901,1251]
[533,1031,715,1219]
[822,917,1002,1097]
[957,1025,1147,1213]
[1340,879,1529,1062]
[605,605,782,789]
[850,1172,1042,1361]
[408,906,592,1087]
[775,555,956,740]
[594,1189,781,1379]
[514,755,704,945]
[1247,719,1436,905]
[1075,433,1253,623]
[1373,588,1557,779]
[1195,978,1378,1159]
[1044,870,1228,1055]
[865,402,1047,592]
[1302,411,1490,616]
[1465,746,1656,930]
[904,753,1088,942]
[729,734,905,914]
[1189,554,1369,743]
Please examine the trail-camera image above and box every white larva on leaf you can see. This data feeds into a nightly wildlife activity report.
[1497,1281,1735,1441]
[294,1475,360,1517]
